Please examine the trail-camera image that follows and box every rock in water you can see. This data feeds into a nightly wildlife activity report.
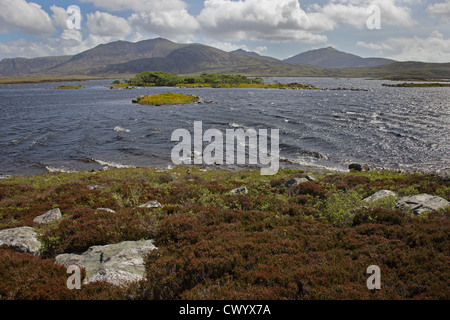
[55,240,158,287]
[395,194,449,215]
[0,227,42,255]
[362,190,398,203]
[33,208,62,224]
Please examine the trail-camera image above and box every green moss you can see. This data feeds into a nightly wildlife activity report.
[132,93,199,105]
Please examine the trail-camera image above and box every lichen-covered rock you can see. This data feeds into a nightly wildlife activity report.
[138,200,162,208]
[33,208,62,224]
[55,240,157,287]
[230,186,248,195]
[395,194,449,215]
[0,227,42,255]
[362,190,398,203]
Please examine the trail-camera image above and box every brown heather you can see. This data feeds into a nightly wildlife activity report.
[0,167,449,300]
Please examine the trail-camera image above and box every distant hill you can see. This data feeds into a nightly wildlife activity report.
[0,38,187,77]
[0,38,448,80]
[284,46,396,68]
[0,56,72,77]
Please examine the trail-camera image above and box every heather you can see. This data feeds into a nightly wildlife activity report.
[0,167,448,300]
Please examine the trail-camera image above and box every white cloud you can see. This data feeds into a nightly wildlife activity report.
[357,31,450,62]
[0,0,56,35]
[313,0,415,29]
[80,0,185,12]
[427,0,450,20]
[50,6,70,30]
[128,8,199,41]
[81,0,199,41]
[208,42,250,52]
[197,0,328,43]
[86,11,132,37]
[255,46,268,55]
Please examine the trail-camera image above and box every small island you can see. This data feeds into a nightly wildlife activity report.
[124,71,318,90]
[132,93,199,106]
[382,82,450,88]
[55,85,85,90]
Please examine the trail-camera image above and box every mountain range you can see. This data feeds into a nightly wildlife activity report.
[0,38,449,80]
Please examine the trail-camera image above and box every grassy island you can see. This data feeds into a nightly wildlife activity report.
[132,93,199,105]
[55,85,85,90]
[0,167,448,300]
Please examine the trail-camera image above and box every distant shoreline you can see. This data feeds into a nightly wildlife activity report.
[1,75,450,86]
[0,75,119,86]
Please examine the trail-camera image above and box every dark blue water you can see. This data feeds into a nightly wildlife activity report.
[0,78,448,176]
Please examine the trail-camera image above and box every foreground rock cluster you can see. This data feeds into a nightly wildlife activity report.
[0,203,161,287]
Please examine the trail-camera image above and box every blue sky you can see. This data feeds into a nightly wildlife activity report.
[0,0,449,62]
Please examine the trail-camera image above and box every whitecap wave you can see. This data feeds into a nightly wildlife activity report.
[280,156,347,172]
[93,159,135,169]
[45,166,78,174]
[114,126,130,133]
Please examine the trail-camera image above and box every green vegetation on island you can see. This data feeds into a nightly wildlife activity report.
[0,167,449,300]
[127,71,264,87]
[132,92,199,105]
[55,85,85,90]
[125,71,318,90]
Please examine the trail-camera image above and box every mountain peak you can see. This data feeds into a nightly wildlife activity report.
[284,46,395,68]
[231,49,261,57]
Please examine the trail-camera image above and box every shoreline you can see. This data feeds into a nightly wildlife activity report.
[1,162,447,182]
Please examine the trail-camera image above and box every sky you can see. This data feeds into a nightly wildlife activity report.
[0,0,449,62]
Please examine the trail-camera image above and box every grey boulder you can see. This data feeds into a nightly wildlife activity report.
[33,208,62,224]
[362,190,398,203]
[395,194,449,215]
[0,227,42,255]
[230,186,248,195]
[138,201,162,209]
[55,240,158,287]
